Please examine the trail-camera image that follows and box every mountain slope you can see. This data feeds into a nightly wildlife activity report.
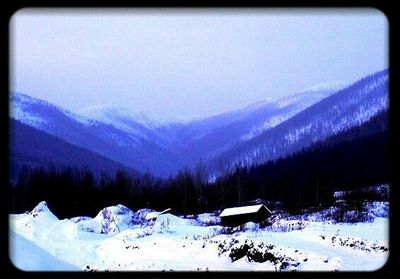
[210,69,388,172]
[10,81,341,177]
[218,112,389,208]
[316,109,388,148]
[9,119,136,181]
[158,82,343,160]
[10,93,185,177]
[79,105,189,131]
[9,70,387,178]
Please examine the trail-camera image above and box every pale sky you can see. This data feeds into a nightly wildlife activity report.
[10,8,388,118]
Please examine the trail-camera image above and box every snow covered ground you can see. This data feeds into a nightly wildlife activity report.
[9,201,389,272]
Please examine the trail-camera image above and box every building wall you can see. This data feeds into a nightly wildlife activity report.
[220,209,270,227]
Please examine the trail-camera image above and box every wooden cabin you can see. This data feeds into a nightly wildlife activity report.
[219,204,272,227]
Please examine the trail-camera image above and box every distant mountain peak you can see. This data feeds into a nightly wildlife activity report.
[78,105,196,129]
[10,92,96,127]
[241,80,345,113]
[301,80,345,93]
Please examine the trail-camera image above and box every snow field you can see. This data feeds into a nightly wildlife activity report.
[9,202,389,271]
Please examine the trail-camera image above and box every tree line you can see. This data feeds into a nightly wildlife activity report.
[9,129,388,219]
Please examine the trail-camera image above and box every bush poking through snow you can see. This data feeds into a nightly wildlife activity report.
[158,218,171,233]
[365,201,389,218]
[218,238,298,271]
[241,222,260,232]
[136,227,154,238]
[269,220,309,232]
[76,204,137,234]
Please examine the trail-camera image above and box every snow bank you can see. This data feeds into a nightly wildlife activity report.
[9,230,78,271]
[9,201,59,240]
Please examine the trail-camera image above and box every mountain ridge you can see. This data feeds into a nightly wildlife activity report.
[208,69,388,173]
[9,119,138,182]
[9,69,388,178]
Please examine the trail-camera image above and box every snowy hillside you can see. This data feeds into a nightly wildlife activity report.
[158,81,343,161]
[212,69,388,170]
[239,81,345,141]
[79,105,190,131]
[10,93,166,143]
[9,80,341,177]
[9,70,387,177]
[9,93,184,177]
[9,199,388,271]
[11,93,93,128]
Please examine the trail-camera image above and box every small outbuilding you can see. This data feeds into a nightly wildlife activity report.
[219,204,272,227]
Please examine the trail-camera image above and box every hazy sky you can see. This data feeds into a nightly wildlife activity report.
[10,8,388,118]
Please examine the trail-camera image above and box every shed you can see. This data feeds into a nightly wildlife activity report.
[219,204,272,227]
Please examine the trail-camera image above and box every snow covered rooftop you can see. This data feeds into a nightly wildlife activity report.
[219,204,271,218]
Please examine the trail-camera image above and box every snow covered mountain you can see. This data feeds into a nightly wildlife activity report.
[9,69,388,178]
[209,69,388,172]
[11,94,171,145]
[159,81,344,161]
[79,105,189,132]
[9,93,184,177]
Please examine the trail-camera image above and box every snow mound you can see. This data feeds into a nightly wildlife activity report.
[9,201,59,240]
[196,213,221,226]
[31,201,52,214]
[74,206,189,234]
[77,204,136,234]
[156,213,197,227]
[131,208,156,224]
[29,201,59,223]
